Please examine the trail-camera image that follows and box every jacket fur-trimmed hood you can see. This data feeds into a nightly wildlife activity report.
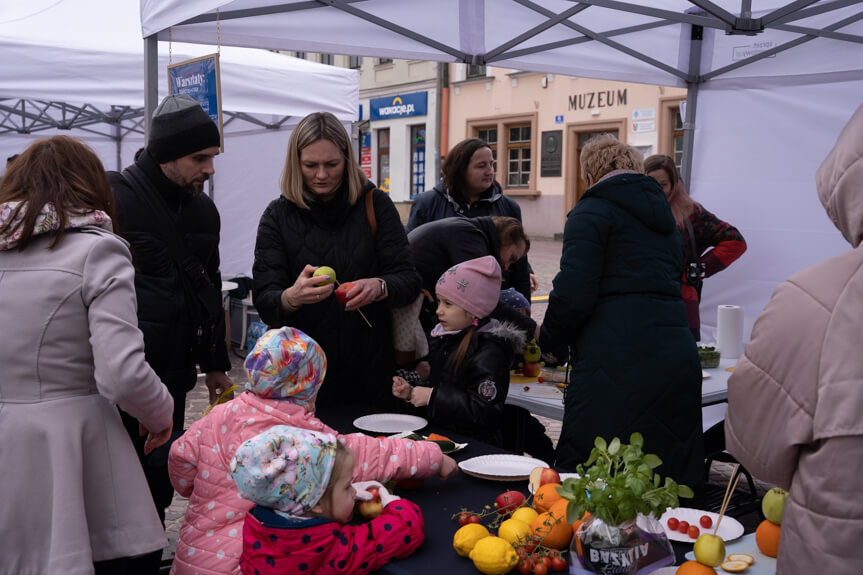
[480,320,528,353]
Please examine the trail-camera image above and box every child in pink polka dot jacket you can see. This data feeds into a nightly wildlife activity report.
[231,425,424,574]
[168,326,457,575]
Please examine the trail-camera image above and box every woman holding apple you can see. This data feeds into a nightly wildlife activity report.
[253,112,421,407]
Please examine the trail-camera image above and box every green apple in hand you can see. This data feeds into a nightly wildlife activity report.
[762,487,788,525]
[693,532,725,567]
[312,266,337,286]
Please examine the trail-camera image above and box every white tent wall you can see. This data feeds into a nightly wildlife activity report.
[692,78,863,342]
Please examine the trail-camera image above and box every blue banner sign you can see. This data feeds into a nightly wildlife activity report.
[370,92,427,121]
[168,53,222,139]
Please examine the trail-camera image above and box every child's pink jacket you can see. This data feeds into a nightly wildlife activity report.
[168,392,444,575]
[239,500,424,574]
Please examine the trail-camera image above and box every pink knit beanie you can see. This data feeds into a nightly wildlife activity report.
[435,255,502,319]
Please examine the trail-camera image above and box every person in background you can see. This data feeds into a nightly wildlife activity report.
[644,154,746,341]
[393,256,525,447]
[725,102,863,574]
[253,111,420,408]
[539,135,703,488]
[169,326,456,575]
[110,94,233,574]
[0,136,173,574]
[231,426,425,575]
[407,137,535,300]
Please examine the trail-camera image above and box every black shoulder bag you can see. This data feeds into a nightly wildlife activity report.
[122,165,223,366]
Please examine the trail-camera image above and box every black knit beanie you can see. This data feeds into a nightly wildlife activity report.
[148,94,221,163]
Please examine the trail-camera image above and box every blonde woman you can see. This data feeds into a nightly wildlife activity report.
[252,112,421,408]
[539,135,703,488]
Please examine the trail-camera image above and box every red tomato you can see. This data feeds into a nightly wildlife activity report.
[517,560,532,575]
[524,386,530,391]
[457,512,471,526]
[516,547,529,559]
[677,520,690,534]
[537,377,545,383]
[540,556,552,567]
[467,514,481,524]
[667,517,679,530]
[550,557,567,572]
[534,563,549,575]
[700,515,713,529]
[547,550,561,560]
[688,525,700,538]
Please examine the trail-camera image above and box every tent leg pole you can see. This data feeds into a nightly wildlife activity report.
[681,25,703,190]
[144,35,159,141]
[114,124,122,171]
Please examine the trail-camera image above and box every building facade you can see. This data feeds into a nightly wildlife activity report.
[447,64,687,238]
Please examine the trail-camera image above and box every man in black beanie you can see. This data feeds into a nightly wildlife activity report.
[109,94,232,574]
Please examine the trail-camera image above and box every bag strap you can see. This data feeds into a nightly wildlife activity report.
[121,165,219,318]
[683,217,698,263]
[364,188,377,240]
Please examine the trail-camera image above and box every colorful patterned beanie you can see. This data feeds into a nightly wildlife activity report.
[243,326,327,410]
[435,255,502,319]
[230,425,337,517]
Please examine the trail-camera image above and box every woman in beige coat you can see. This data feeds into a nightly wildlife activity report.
[725,102,863,573]
[0,137,174,574]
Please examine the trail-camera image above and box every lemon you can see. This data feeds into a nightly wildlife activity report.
[511,506,539,526]
[498,518,532,546]
[453,523,490,557]
[469,536,519,575]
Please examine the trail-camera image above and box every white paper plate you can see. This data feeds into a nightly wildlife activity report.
[659,507,744,543]
[352,414,428,434]
[527,472,580,493]
[459,454,549,481]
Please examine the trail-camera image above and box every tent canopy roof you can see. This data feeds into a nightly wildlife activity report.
[140,0,863,89]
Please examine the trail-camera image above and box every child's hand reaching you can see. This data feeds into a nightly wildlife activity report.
[352,481,401,506]
[392,376,413,401]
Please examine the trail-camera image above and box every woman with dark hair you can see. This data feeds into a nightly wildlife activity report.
[253,112,421,408]
[407,137,533,301]
[0,136,173,573]
[540,135,703,487]
[644,154,746,341]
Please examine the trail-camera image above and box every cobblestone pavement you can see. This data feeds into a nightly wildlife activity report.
[162,237,768,561]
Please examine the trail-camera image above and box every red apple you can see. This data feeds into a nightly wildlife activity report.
[357,487,383,519]
[335,282,355,306]
[528,467,561,492]
[522,362,541,377]
[494,490,526,516]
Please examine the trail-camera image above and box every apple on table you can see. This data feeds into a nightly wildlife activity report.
[529,467,561,493]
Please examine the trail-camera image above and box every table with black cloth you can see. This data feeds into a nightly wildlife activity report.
[315,403,736,572]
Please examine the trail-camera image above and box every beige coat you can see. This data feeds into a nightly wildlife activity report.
[0,227,173,575]
[725,103,863,574]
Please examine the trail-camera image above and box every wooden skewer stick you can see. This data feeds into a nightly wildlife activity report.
[334,280,373,328]
[714,465,741,536]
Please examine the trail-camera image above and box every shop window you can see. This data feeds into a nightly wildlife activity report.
[467,64,486,78]
[377,128,390,193]
[507,124,531,188]
[349,55,362,69]
[410,125,426,199]
[320,53,333,66]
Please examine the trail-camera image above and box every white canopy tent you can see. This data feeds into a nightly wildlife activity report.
[0,0,359,277]
[140,0,863,337]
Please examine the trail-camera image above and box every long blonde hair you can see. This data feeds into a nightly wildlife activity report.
[280,112,366,209]
[644,154,695,228]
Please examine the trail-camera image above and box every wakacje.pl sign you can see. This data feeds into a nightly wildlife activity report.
[370,92,427,121]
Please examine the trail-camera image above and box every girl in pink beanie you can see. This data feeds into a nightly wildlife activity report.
[392,256,526,446]
[168,326,457,575]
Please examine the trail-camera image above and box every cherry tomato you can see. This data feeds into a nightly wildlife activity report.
[517,560,532,575]
[540,556,552,567]
[534,563,549,575]
[467,514,481,524]
[688,525,700,538]
[547,550,561,560]
[677,520,690,534]
[666,517,679,530]
[524,386,530,391]
[516,547,529,559]
[537,377,545,383]
[457,512,471,526]
[700,515,713,529]
[550,556,567,572]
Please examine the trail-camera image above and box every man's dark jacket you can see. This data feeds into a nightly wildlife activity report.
[109,149,231,397]
[406,181,531,302]
[538,172,704,489]
[252,181,421,407]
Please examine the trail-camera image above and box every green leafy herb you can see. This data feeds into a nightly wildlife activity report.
[557,433,694,526]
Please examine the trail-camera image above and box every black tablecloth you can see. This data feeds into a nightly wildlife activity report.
[316,404,532,575]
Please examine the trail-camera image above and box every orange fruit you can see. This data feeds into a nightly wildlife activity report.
[720,560,750,572]
[548,499,571,522]
[533,483,563,513]
[530,510,572,549]
[675,560,717,575]
[755,519,780,558]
